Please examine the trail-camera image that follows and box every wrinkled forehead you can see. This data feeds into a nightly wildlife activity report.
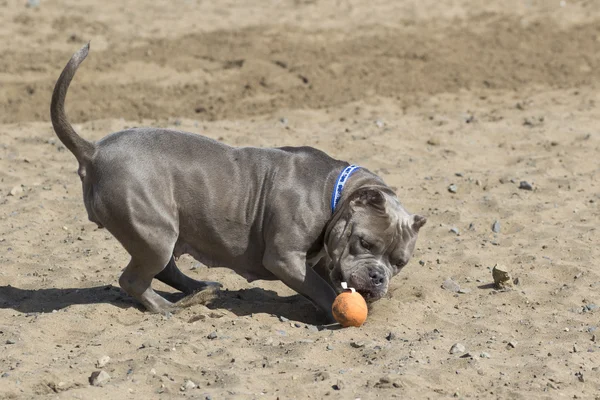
[383,192,411,221]
[354,193,412,239]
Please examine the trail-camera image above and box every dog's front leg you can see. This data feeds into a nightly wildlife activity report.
[263,250,337,323]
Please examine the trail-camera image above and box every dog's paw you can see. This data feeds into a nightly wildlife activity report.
[176,286,221,308]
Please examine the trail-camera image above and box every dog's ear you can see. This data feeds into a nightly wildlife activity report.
[411,214,427,232]
[350,187,387,213]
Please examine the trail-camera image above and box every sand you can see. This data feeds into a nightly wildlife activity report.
[1,0,599,398]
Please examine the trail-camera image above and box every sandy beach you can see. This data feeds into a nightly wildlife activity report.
[1,0,599,398]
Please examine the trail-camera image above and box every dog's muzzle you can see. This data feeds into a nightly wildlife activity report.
[347,264,389,301]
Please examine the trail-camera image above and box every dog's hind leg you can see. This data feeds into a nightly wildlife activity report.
[96,199,181,314]
[154,256,221,295]
[119,256,175,313]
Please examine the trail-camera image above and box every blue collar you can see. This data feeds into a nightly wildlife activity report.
[331,165,360,213]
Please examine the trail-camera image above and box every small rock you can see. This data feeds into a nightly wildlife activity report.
[326,344,334,351]
[427,138,440,146]
[585,304,598,312]
[140,341,157,349]
[89,370,111,387]
[1,373,9,378]
[180,379,197,391]
[573,344,578,353]
[5,339,16,345]
[375,120,385,128]
[449,343,466,354]
[351,341,365,348]
[386,332,396,341]
[333,379,344,390]
[8,186,23,196]
[188,314,206,323]
[448,184,458,193]
[575,371,584,383]
[279,316,289,322]
[47,381,67,392]
[293,322,302,328]
[458,288,471,294]
[26,0,40,8]
[305,324,319,333]
[491,220,501,233]
[480,352,491,358]
[492,264,513,289]
[591,334,596,342]
[523,116,544,127]
[314,371,330,381]
[507,341,517,349]
[207,332,217,340]
[374,376,402,389]
[450,227,460,235]
[442,278,461,293]
[519,181,533,191]
[95,355,110,368]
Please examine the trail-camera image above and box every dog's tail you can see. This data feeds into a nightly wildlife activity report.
[50,42,95,164]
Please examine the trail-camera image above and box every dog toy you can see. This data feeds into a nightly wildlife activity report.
[332,282,368,327]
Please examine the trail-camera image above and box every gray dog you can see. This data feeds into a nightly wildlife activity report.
[50,44,426,322]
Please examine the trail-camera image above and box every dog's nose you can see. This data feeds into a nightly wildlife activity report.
[369,269,384,286]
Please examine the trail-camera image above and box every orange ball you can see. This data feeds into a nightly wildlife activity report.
[332,289,368,327]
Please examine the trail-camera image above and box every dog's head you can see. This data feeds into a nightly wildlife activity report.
[324,187,426,301]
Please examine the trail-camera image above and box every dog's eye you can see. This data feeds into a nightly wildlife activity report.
[359,238,372,250]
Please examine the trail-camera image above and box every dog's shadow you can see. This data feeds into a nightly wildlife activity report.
[177,286,329,325]
[0,284,327,324]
